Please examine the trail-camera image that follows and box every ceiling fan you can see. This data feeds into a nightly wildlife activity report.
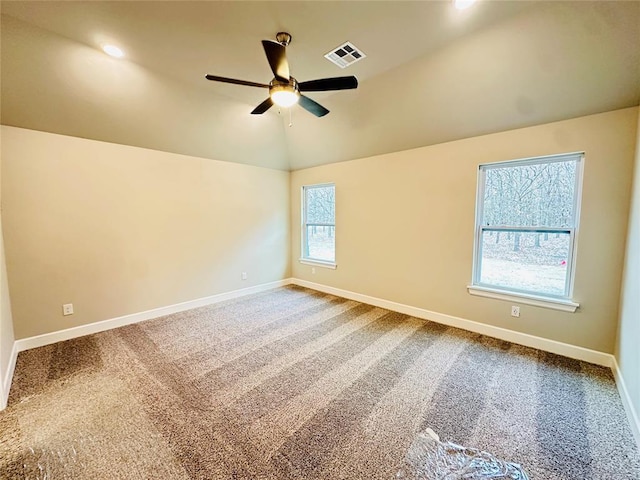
[205,32,358,117]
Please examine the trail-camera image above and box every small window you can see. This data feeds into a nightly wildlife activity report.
[301,183,335,266]
[472,153,583,302]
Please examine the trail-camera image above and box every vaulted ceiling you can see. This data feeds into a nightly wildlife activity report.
[1,1,639,171]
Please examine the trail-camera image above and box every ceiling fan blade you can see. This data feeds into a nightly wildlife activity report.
[299,76,358,92]
[205,75,269,88]
[262,40,290,82]
[251,97,274,115]
[298,95,329,117]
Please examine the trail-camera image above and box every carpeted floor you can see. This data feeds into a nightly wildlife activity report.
[1,285,639,479]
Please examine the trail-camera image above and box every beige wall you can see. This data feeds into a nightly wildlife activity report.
[291,107,638,354]
[1,126,290,339]
[616,108,640,425]
[1,108,636,354]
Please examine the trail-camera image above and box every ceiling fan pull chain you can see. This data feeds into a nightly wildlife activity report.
[289,108,293,128]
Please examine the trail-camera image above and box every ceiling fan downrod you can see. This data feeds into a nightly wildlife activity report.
[276,32,292,47]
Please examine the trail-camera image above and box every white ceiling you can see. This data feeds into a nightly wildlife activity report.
[1,1,639,171]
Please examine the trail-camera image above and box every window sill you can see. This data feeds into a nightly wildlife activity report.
[467,285,579,312]
[299,258,337,270]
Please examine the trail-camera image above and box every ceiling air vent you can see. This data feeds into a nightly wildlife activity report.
[324,42,366,69]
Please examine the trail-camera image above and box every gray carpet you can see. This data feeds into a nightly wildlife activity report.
[1,285,639,479]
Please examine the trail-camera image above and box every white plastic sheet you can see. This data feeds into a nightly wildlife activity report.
[397,428,529,480]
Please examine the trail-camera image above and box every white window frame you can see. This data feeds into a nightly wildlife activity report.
[468,152,584,312]
[299,183,337,269]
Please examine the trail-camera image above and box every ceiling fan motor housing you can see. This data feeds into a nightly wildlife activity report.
[270,76,299,94]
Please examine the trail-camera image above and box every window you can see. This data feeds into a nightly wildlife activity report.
[470,153,583,311]
[301,183,336,267]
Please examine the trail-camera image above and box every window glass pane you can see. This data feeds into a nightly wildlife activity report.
[482,160,576,228]
[306,186,335,224]
[479,230,570,296]
[306,225,335,262]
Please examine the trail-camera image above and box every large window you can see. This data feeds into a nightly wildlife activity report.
[301,183,336,266]
[471,153,583,308]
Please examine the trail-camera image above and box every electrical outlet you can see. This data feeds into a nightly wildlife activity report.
[241,272,247,280]
[311,267,316,274]
[63,303,74,316]
[511,306,520,317]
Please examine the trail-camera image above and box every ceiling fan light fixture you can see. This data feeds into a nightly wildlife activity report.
[270,85,300,108]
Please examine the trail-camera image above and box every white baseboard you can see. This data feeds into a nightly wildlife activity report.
[293,279,640,448]
[13,279,294,355]
[611,356,640,447]
[0,278,292,410]
[0,341,18,410]
[292,278,613,367]
[294,279,640,448]
[5,275,636,450]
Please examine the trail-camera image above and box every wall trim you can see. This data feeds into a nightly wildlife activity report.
[13,278,294,355]
[293,279,640,448]
[1,278,293,410]
[292,278,612,366]
[611,356,640,447]
[467,285,579,312]
[5,276,637,449]
[1,341,18,410]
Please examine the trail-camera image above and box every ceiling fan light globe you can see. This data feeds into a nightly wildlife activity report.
[270,88,299,108]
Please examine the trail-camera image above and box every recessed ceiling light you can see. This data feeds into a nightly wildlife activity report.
[102,44,124,58]
[454,0,477,10]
